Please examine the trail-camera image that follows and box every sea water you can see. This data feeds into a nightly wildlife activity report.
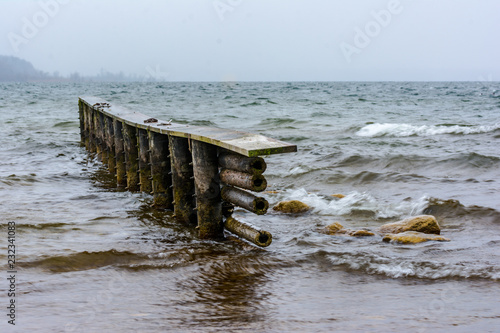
[0,82,499,332]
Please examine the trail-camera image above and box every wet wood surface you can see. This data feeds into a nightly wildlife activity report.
[80,96,297,157]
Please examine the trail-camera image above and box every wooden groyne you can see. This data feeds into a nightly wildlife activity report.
[78,97,297,247]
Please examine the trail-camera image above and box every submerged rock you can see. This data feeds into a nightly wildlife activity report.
[324,222,344,233]
[322,222,375,237]
[379,215,441,235]
[331,194,345,199]
[347,229,375,237]
[273,200,310,214]
[383,231,450,244]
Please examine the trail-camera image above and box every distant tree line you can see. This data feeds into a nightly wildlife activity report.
[0,55,145,82]
[0,55,52,82]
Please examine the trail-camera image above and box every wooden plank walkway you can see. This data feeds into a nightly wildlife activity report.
[80,96,297,157]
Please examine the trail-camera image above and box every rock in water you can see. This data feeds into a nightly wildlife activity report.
[347,229,375,237]
[272,200,310,214]
[379,215,441,235]
[383,231,450,244]
[324,222,344,234]
[321,222,375,237]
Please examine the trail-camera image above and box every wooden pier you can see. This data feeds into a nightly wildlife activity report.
[78,97,297,247]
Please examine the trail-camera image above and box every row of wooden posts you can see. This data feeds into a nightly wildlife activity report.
[78,97,297,247]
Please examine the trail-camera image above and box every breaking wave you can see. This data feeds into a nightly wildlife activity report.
[276,188,428,219]
[356,122,500,137]
[320,251,500,280]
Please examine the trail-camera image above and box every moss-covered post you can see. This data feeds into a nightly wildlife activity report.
[87,107,96,154]
[78,99,85,143]
[191,140,223,239]
[224,216,272,247]
[98,112,108,165]
[221,186,269,215]
[113,119,127,187]
[218,153,267,175]
[104,116,115,175]
[93,109,103,159]
[137,128,152,193]
[82,104,90,151]
[149,131,173,209]
[169,136,196,224]
[122,123,140,191]
[219,169,267,192]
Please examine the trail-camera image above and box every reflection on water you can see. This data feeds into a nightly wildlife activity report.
[177,255,272,327]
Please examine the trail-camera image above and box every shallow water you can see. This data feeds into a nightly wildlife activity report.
[1,82,499,332]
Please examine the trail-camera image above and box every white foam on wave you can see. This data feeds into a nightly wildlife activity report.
[327,254,500,280]
[279,188,428,219]
[368,260,500,280]
[356,123,500,137]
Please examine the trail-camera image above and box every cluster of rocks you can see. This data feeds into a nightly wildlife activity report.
[272,200,450,244]
[378,215,449,243]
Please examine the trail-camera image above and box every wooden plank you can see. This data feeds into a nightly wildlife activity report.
[79,96,297,157]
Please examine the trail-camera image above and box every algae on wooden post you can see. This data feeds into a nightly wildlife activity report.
[82,103,92,151]
[169,136,196,224]
[104,116,115,175]
[221,186,269,215]
[219,169,267,192]
[92,109,102,159]
[224,216,272,247]
[97,112,108,164]
[137,128,152,193]
[113,119,127,187]
[78,99,85,143]
[218,152,267,175]
[149,131,173,209]
[122,123,140,191]
[191,140,223,239]
[87,107,96,154]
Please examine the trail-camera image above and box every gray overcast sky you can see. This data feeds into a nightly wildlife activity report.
[1,0,499,81]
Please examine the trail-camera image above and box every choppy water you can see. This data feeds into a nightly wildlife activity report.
[1,82,500,332]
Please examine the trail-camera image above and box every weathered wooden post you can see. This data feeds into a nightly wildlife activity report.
[137,128,152,193]
[169,136,196,224]
[113,119,127,187]
[81,103,90,151]
[86,106,96,154]
[221,186,268,215]
[219,169,267,192]
[219,153,266,175]
[149,131,173,209]
[225,216,272,247]
[191,140,223,239]
[122,123,140,191]
[78,99,85,143]
[84,104,90,151]
[98,112,108,164]
[93,110,103,160]
[104,116,115,175]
